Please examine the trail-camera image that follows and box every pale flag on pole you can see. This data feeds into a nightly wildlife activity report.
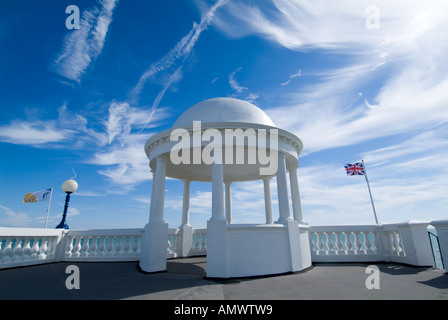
[23,187,54,228]
[23,188,52,203]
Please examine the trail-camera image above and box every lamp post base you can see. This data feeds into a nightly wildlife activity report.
[56,193,70,230]
[55,222,69,229]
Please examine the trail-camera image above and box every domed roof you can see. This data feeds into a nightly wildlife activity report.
[172,97,275,128]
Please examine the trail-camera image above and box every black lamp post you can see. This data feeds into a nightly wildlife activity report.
[56,179,78,229]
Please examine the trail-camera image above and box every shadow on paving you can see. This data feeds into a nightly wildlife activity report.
[0,258,212,300]
[1,258,448,300]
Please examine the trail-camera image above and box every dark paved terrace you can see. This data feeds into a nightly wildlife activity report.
[0,257,447,300]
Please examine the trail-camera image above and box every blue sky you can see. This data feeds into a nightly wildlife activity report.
[1,0,448,229]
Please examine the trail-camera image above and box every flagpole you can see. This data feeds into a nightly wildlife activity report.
[44,187,53,229]
[362,160,379,224]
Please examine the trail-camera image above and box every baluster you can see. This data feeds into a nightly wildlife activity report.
[131,235,139,256]
[393,232,403,256]
[80,236,90,257]
[193,234,200,251]
[335,232,344,255]
[45,237,55,259]
[317,232,325,255]
[398,232,405,256]
[89,236,98,256]
[387,232,396,255]
[326,232,335,254]
[354,232,363,254]
[310,233,318,253]
[12,238,23,261]
[346,232,355,254]
[72,237,82,258]
[97,236,106,256]
[31,238,40,260]
[122,236,130,256]
[39,240,48,259]
[21,237,32,261]
[65,237,74,258]
[364,232,374,254]
[201,234,206,251]
[2,240,13,262]
[106,237,114,257]
[342,232,349,253]
[167,238,172,254]
[46,237,57,259]
[114,236,122,256]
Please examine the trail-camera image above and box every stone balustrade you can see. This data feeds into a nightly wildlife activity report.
[1,219,447,271]
[0,228,63,269]
[191,229,207,255]
[310,225,383,262]
[309,221,436,267]
[62,229,143,261]
[167,228,180,258]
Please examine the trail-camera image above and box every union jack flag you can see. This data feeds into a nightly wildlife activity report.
[345,162,365,176]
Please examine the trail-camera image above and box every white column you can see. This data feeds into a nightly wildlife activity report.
[181,179,191,227]
[140,154,168,273]
[225,181,232,224]
[276,152,292,224]
[211,148,225,221]
[289,165,305,223]
[263,178,273,224]
[149,155,167,224]
[207,147,228,277]
[180,180,193,257]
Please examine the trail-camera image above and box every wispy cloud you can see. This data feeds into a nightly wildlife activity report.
[228,67,259,103]
[58,104,108,147]
[211,0,448,155]
[228,67,247,93]
[0,100,171,192]
[362,128,448,167]
[131,0,229,95]
[213,0,446,53]
[130,0,229,129]
[0,119,72,146]
[0,205,34,227]
[88,102,171,188]
[298,150,448,225]
[52,0,119,82]
[281,69,302,86]
[90,133,152,187]
[209,0,448,225]
[48,0,229,190]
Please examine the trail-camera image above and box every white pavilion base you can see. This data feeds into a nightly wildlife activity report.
[139,222,168,273]
[206,220,312,278]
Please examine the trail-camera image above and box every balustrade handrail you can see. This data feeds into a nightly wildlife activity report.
[0,227,63,237]
[310,225,380,232]
[192,228,207,233]
[66,228,143,236]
